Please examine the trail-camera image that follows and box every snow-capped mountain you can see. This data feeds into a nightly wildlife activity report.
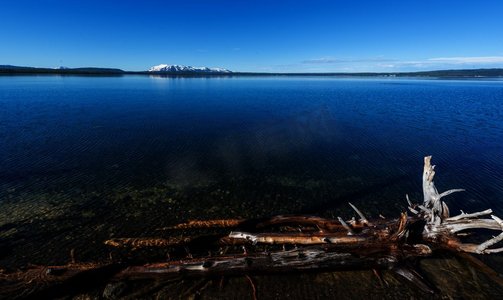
[148,64,231,73]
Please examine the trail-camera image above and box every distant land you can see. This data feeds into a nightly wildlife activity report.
[1,64,503,78]
[0,65,125,75]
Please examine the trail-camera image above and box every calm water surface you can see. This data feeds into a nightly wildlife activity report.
[1,75,503,297]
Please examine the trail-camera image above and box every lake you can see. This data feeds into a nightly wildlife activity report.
[1,75,503,298]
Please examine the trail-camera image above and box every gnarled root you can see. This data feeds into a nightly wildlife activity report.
[417,156,503,254]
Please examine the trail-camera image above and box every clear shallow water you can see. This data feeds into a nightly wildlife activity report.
[1,75,503,296]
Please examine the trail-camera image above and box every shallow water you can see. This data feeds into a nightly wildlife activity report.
[1,75,503,297]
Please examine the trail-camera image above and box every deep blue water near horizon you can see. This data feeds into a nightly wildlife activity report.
[1,75,503,296]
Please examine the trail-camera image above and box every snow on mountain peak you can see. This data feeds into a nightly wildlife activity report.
[148,64,231,73]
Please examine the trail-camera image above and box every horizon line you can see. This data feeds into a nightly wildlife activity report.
[2,64,503,76]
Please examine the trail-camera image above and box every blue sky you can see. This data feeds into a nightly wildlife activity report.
[1,0,503,72]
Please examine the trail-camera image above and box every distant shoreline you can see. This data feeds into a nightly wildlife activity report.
[1,65,503,78]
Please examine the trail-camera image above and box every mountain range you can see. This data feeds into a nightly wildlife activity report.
[148,64,231,73]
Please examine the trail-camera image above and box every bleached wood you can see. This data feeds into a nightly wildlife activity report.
[420,156,503,254]
[438,189,465,199]
[476,232,503,253]
[427,219,501,234]
[446,209,493,221]
[228,231,366,245]
[337,217,354,235]
[408,207,419,215]
[348,202,370,225]
[482,247,503,254]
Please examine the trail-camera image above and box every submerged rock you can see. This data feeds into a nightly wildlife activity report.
[103,281,128,299]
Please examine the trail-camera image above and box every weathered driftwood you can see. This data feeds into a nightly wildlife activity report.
[104,237,194,248]
[0,245,434,299]
[164,219,244,230]
[118,244,432,278]
[1,156,503,298]
[412,156,503,254]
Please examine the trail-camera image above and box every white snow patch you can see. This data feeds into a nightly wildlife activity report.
[148,64,231,73]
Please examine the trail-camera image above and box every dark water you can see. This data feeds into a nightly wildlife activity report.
[1,75,503,297]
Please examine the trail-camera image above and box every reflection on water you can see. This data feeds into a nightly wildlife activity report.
[1,76,503,297]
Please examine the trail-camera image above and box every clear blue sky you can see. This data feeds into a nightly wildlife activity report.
[2,0,503,72]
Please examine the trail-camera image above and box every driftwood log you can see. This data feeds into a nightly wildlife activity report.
[1,156,503,298]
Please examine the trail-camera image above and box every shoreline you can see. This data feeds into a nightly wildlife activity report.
[1,67,503,78]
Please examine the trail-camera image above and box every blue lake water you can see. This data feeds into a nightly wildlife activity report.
[1,75,503,296]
